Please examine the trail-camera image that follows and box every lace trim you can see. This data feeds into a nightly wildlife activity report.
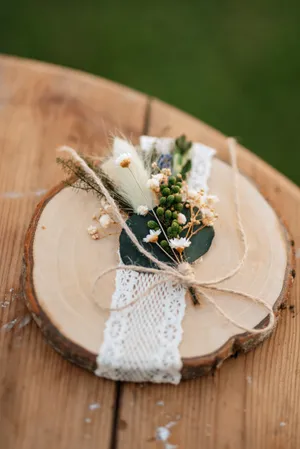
[95,137,216,383]
[95,270,186,384]
[188,143,216,192]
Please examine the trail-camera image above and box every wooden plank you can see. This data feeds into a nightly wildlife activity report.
[0,55,148,449]
[117,99,300,449]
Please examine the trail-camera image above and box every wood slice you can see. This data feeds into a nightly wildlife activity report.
[22,158,294,380]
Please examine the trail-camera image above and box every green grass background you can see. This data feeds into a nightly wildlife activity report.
[1,0,299,184]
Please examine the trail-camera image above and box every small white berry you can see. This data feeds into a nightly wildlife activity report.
[177,213,187,225]
[99,214,112,228]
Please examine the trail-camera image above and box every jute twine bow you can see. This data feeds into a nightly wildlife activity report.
[59,139,275,335]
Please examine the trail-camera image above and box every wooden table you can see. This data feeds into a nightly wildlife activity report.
[0,55,299,449]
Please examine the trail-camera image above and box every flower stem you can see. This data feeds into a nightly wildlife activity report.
[155,243,176,263]
[189,225,206,239]
[128,167,180,263]
[189,286,200,305]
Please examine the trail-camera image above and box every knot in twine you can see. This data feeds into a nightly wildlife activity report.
[177,262,195,284]
[177,262,195,283]
[59,139,276,336]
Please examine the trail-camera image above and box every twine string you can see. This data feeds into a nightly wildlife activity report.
[199,137,249,285]
[59,139,275,335]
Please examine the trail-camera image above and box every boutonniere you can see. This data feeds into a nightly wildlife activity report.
[57,135,219,305]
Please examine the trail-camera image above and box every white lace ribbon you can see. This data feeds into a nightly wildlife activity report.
[95,137,216,384]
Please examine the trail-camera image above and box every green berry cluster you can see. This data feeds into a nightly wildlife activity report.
[156,173,184,239]
[147,220,160,230]
[144,173,186,253]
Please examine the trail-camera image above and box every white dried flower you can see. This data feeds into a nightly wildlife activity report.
[87,225,98,235]
[143,229,161,243]
[137,205,149,216]
[99,214,112,228]
[87,225,99,240]
[103,203,112,212]
[206,195,219,205]
[201,207,214,218]
[187,189,198,200]
[146,177,160,190]
[169,237,191,253]
[186,189,204,208]
[100,198,112,213]
[177,213,187,225]
[202,217,216,227]
[152,173,164,182]
[196,197,205,209]
[201,208,217,226]
[115,152,132,168]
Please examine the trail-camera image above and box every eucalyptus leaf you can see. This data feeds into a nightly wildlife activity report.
[183,224,214,263]
[119,212,172,269]
[119,207,215,269]
[180,207,215,263]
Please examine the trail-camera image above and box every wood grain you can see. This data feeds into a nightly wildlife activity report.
[116,100,300,449]
[0,55,148,449]
[22,157,293,380]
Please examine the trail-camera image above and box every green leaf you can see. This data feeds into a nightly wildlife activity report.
[119,207,215,269]
[181,159,192,179]
[172,135,193,175]
[180,207,214,263]
[175,135,192,154]
[119,212,173,269]
[183,225,215,263]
